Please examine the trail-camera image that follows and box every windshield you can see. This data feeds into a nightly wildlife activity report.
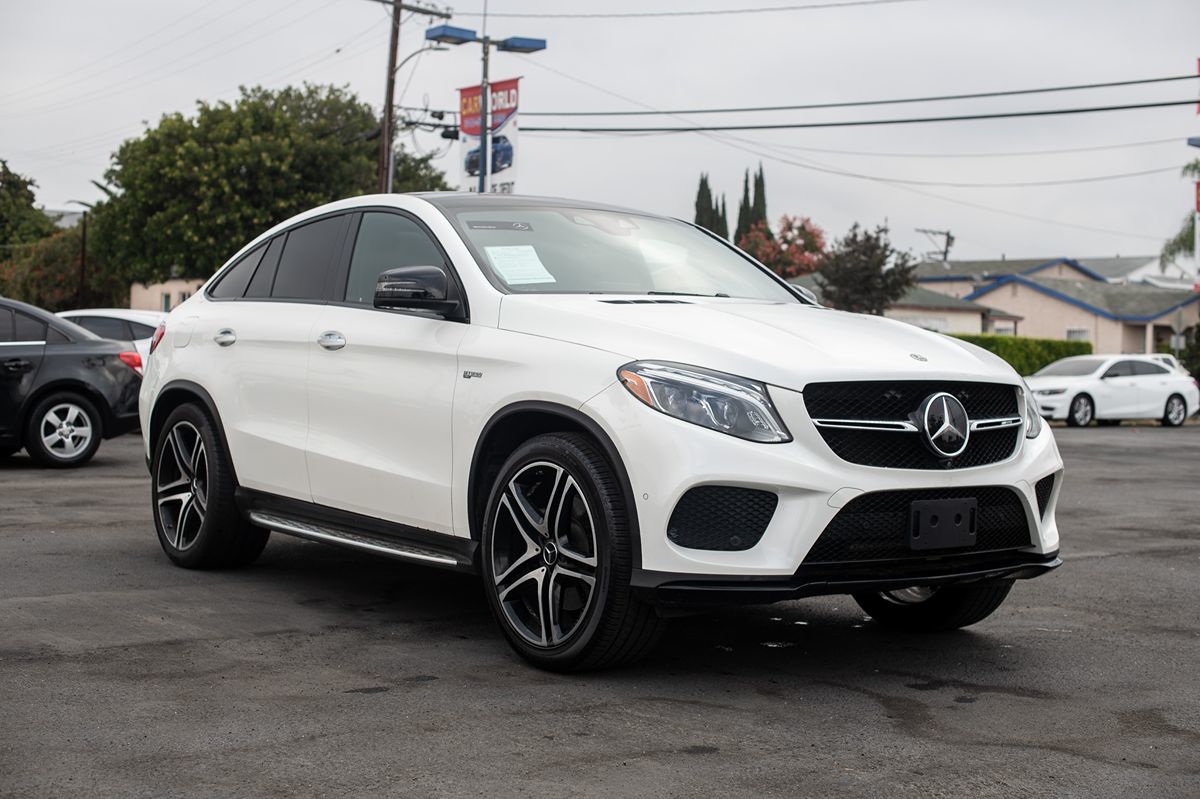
[447,206,797,302]
[1035,357,1106,377]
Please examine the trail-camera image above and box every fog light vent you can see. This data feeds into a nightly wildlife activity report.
[1034,475,1055,519]
[667,486,778,552]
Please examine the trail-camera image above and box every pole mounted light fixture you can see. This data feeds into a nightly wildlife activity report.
[425,24,545,193]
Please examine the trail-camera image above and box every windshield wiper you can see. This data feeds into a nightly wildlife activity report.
[646,291,730,298]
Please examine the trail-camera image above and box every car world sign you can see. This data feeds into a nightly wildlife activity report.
[459,77,520,194]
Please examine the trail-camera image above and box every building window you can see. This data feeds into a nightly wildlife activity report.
[992,323,1015,336]
[1065,328,1089,341]
[178,291,190,304]
[160,293,171,312]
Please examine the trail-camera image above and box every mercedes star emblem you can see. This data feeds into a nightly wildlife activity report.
[919,392,970,458]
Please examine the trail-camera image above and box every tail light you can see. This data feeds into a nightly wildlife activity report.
[118,351,143,376]
[149,322,166,354]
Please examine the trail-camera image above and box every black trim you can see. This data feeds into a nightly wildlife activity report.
[632,551,1061,607]
[148,380,237,483]
[467,400,641,568]
[236,488,478,573]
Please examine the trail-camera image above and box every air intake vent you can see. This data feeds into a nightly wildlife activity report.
[600,298,691,304]
[667,486,778,551]
[1034,474,1055,519]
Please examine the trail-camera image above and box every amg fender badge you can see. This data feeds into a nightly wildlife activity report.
[462,370,483,379]
[910,353,928,362]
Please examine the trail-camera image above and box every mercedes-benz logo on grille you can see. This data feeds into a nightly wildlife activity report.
[919,392,970,458]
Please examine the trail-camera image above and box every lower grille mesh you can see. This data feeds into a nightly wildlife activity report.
[1034,475,1055,519]
[668,486,778,551]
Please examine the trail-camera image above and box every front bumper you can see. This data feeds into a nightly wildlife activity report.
[583,381,1064,579]
[1034,392,1071,421]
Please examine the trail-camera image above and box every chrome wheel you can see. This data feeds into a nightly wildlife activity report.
[1071,396,1093,426]
[882,586,937,605]
[490,461,599,648]
[39,402,93,461]
[1166,396,1186,426]
[156,421,208,551]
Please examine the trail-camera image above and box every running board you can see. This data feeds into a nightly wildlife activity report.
[248,511,468,569]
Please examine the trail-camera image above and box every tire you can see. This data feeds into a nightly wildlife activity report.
[1161,394,1187,427]
[1066,394,1094,427]
[853,582,1014,632]
[23,392,103,468]
[151,403,269,569]
[480,432,664,671]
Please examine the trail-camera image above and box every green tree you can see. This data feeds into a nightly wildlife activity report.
[750,163,770,239]
[0,160,57,251]
[1160,160,1198,267]
[815,223,915,315]
[93,83,450,284]
[694,173,714,231]
[734,170,752,244]
[0,224,125,311]
[713,195,729,240]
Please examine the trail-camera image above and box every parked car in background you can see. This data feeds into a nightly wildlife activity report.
[1,298,142,467]
[57,309,166,369]
[1149,353,1189,376]
[140,193,1063,671]
[1026,354,1200,427]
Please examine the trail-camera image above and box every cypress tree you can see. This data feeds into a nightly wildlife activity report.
[751,163,771,239]
[713,195,729,240]
[734,170,752,244]
[694,174,714,230]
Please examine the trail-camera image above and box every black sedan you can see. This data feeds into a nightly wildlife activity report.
[0,298,142,468]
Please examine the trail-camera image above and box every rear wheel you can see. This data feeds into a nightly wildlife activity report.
[853,582,1013,632]
[24,392,102,468]
[152,403,268,569]
[1066,394,1094,427]
[481,432,663,671]
[1162,394,1187,427]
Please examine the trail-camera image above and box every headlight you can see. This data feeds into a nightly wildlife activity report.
[1022,382,1043,439]
[617,361,791,443]
[1035,388,1066,396]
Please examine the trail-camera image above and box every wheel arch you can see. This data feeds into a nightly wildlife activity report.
[467,400,641,566]
[148,380,238,484]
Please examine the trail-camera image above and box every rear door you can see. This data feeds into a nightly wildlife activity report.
[0,307,47,440]
[204,214,351,502]
[304,210,466,533]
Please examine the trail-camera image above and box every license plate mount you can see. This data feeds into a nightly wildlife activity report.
[909,498,978,551]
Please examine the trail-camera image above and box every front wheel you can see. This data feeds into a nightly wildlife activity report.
[481,432,663,671]
[1066,394,1094,427]
[1162,394,1187,427]
[853,582,1013,632]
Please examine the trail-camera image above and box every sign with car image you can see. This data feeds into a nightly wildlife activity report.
[458,77,519,193]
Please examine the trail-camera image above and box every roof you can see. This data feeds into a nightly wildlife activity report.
[966,275,1200,322]
[789,275,1005,315]
[914,255,1158,283]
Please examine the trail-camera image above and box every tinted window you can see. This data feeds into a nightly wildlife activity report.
[14,311,46,341]
[1035,357,1106,377]
[345,213,448,305]
[1103,361,1134,378]
[128,321,157,339]
[272,215,346,301]
[0,308,12,342]
[47,327,70,344]
[210,245,265,299]
[75,316,131,340]
[1131,361,1168,376]
[245,236,284,299]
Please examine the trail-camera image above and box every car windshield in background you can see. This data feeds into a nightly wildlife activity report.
[448,207,797,302]
[1036,357,1106,376]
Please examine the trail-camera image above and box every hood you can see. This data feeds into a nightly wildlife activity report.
[498,295,1020,392]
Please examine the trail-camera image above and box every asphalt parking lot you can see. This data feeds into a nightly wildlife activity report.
[2,427,1198,798]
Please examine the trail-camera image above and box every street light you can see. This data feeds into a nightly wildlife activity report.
[425,24,546,193]
[386,45,448,193]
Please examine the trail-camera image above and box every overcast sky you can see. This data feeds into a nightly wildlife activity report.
[2,0,1198,261]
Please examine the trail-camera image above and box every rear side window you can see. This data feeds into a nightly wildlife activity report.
[344,212,448,305]
[0,308,13,342]
[74,316,130,340]
[14,312,47,342]
[1103,361,1134,378]
[245,236,284,299]
[210,245,265,299]
[1131,361,1168,376]
[271,215,347,301]
[47,327,70,344]
[128,321,157,339]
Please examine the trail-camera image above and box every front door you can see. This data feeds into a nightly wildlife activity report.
[1095,360,1139,417]
[0,307,46,441]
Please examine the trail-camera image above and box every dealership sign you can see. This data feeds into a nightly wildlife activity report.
[459,77,520,193]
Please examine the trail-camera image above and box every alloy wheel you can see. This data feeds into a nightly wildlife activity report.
[156,421,209,551]
[1167,396,1186,426]
[881,586,937,605]
[490,461,599,648]
[39,403,93,461]
[1072,397,1093,426]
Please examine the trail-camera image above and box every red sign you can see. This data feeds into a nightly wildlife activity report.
[459,77,520,137]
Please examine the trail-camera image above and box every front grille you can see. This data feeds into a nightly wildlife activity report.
[804,380,1021,470]
[667,486,778,551]
[1034,474,1055,519]
[803,486,1031,564]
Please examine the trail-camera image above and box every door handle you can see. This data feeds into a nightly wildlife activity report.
[3,358,31,373]
[213,329,237,347]
[317,331,346,351]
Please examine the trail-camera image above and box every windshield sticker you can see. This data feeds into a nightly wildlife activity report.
[484,244,556,285]
[467,220,533,231]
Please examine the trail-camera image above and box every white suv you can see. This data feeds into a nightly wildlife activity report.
[139,193,1063,670]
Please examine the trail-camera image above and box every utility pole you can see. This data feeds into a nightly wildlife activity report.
[372,0,452,193]
[916,228,954,261]
[77,211,88,308]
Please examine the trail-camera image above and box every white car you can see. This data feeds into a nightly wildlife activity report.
[139,194,1063,670]
[57,308,167,366]
[1026,354,1199,427]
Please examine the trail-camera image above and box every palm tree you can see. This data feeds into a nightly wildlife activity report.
[1160,160,1199,268]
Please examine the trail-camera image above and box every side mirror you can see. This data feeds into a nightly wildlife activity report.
[789,283,821,306]
[374,265,462,318]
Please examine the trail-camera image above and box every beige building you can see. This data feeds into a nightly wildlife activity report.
[916,255,1198,299]
[130,278,205,312]
[789,277,1011,335]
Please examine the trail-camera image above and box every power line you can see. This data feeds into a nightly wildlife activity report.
[519,99,1200,132]
[518,74,1199,117]
[725,136,1190,160]
[453,0,918,18]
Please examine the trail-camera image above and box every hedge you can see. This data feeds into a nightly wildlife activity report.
[950,334,1093,376]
